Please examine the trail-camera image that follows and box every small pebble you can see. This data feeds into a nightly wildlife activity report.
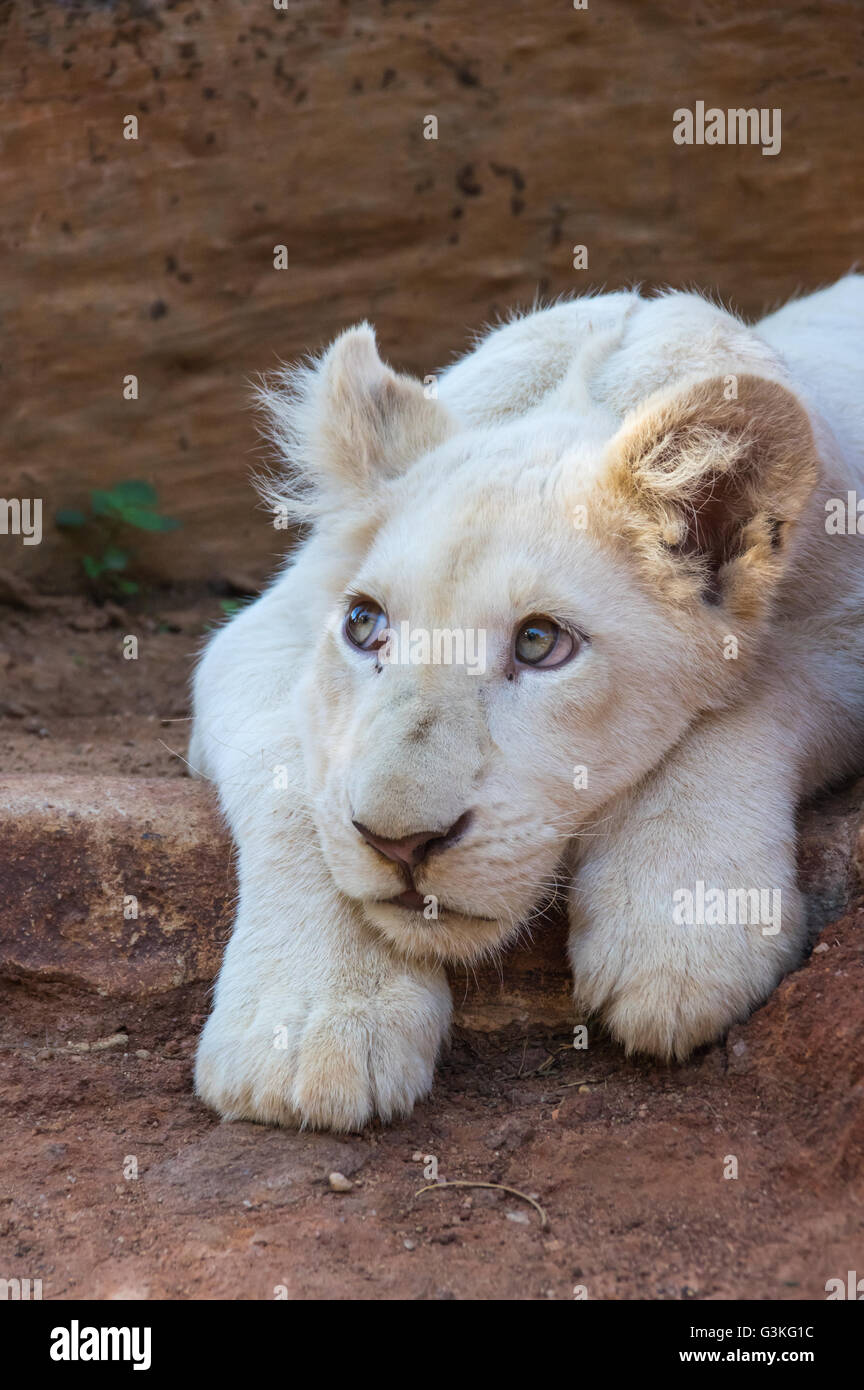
[506,1210,530,1225]
[328,1171,353,1192]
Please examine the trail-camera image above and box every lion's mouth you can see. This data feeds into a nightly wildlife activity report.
[378,891,495,923]
[388,888,428,911]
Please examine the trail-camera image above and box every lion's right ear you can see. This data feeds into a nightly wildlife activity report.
[255,324,454,521]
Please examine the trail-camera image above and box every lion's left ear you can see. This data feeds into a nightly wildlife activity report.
[257,323,455,520]
[595,374,821,616]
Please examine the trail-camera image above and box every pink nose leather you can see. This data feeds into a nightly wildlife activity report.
[352,812,472,867]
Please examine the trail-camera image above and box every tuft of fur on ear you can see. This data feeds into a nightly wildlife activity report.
[254,323,455,523]
[594,373,822,619]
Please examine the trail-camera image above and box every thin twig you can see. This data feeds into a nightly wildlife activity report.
[415,1179,548,1229]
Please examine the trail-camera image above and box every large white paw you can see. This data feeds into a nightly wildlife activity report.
[195,972,451,1132]
[569,918,799,1062]
[572,958,751,1061]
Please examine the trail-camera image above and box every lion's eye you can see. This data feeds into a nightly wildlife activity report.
[514,616,576,669]
[344,598,388,651]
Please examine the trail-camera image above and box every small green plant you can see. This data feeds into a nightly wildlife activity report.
[202,596,253,632]
[55,480,181,597]
[219,598,247,617]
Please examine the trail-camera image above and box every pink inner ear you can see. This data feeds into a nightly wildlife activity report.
[675,472,747,560]
[659,453,767,605]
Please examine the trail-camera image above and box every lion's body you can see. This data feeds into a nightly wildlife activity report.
[192,279,864,1130]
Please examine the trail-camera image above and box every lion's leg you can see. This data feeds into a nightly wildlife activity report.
[191,605,452,1132]
[567,697,806,1060]
[194,773,452,1131]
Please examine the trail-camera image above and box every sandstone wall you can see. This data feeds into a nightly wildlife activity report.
[3,0,862,592]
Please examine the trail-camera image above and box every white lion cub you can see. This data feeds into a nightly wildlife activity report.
[192,278,864,1131]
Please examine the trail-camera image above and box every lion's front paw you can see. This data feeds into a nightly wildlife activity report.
[195,973,451,1132]
[588,971,744,1061]
[571,938,792,1062]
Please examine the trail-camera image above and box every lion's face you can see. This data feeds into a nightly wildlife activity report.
[296,422,725,963]
[265,325,817,965]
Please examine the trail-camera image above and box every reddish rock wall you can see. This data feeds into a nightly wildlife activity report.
[2,0,863,591]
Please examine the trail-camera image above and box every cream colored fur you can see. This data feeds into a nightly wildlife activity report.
[192,278,864,1130]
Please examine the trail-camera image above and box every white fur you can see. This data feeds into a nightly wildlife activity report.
[192,278,864,1129]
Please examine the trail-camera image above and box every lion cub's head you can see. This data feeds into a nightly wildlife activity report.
[259,322,819,964]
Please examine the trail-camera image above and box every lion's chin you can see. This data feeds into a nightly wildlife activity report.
[362,898,512,964]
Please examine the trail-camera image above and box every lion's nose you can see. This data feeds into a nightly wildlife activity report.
[352,811,473,868]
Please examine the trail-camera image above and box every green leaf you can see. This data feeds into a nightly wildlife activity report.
[117,579,139,595]
[111,480,158,507]
[90,489,116,517]
[121,507,181,532]
[89,483,180,532]
[82,554,103,578]
[55,507,87,529]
